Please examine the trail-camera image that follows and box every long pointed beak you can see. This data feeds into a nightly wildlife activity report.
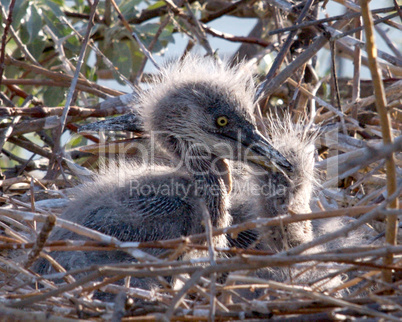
[243,130,294,175]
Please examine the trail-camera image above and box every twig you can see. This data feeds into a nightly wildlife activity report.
[0,207,156,262]
[47,0,100,180]
[0,0,16,89]
[109,0,133,33]
[0,6,39,66]
[110,0,163,73]
[100,245,402,277]
[375,25,402,59]
[0,105,132,118]
[6,271,101,308]
[318,79,402,122]
[279,185,402,258]
[43,25,86,87]
[203,25,270,47]
[183,0,213,56]
[135,16,170,84]
[10,244,402,314]
[328,19,402,68]
[0,78,115,98]
[256,0,315,100]
[0,116,21,152]
[8,136,52,160]
[59,16,134,90]
[261,7,401,38]
[201,0,249,23]
[337,135,402,174]
[352,15,362,109]
[23,214,56,269]
[0,305,80,322]
[199,200,217,321]
[360,0,399,285]
[0,91,14,106]
[331,12,400,43]
[257,19,349,99]
[0,148,33,169]
[132,33,161,71]
[393,0,402,22]
[334,0,402,31]
[165,269,205,319]
[4,56,123,96]
[329,39,347,135]
[227,275,401,321]
[286,77,355,126]
[335,41,402,77]
[58,0,100,133]
[0,95,34,152]
[329,40,341,111]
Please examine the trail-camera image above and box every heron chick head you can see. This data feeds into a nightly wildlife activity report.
[140,55,293,174]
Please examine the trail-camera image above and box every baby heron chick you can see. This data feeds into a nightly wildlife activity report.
[229,118,371,294]
[227,117,344,292]
[36,56,293,291]
[229,117,316,252]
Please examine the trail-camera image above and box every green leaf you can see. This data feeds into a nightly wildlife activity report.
[112,41,132,83]
[42,9,67,39]
[119,0,141,19]
[42,0,66,17]
[46,0,64,6]
[4,64,19,80]
[146,0,165,10]
[10,0,29,30]
[26,4,42,43]
[27,34,47,60]
[19,22,30,44]
[41,5,79,52]
[134,23,174,55]
[43,86,65,106]
[127,40,142,75]
[68,135,83,148]
[136,23,160,37]
[158,26,174,43]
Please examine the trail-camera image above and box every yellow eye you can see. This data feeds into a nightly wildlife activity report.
[216,116,228,127]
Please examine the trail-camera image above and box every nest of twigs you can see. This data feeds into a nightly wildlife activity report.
[1,0,402,320]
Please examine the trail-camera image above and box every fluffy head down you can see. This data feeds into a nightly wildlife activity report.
[141,55,255,119]
[231,115,318,217]
[265,114,318,213]
[228,115,318,251]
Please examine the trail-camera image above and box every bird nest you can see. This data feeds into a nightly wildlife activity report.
[1,86,401,320]
[1,0,402,320]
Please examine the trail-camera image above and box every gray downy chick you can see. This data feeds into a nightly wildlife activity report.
[228,117,347,294]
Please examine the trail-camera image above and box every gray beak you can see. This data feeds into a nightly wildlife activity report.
[243,129,294,175]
